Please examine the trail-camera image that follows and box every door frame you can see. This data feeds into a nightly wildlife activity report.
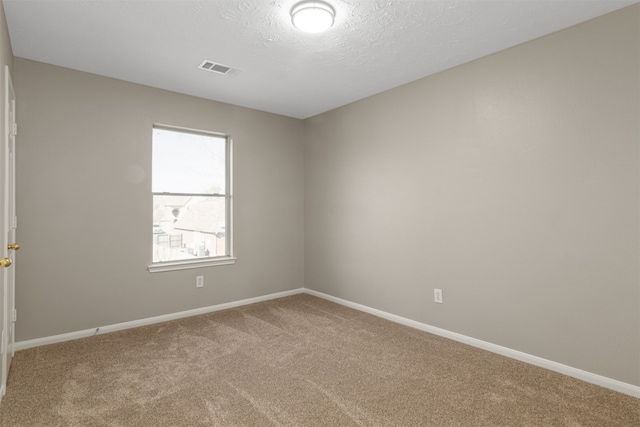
[1,65,16,401]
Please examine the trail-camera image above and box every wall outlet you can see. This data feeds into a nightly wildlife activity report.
[434,288,443,304]
[196,276,204,288]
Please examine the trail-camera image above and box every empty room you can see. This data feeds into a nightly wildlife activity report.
[0,0,637,425]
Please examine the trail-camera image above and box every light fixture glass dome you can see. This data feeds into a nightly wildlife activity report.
[291,1,335,33]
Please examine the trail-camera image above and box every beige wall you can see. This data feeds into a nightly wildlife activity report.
[14,59,304,341]
[304,6,639,386]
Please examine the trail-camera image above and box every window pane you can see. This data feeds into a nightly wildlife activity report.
[153,195,227,263]
[152,128,226,194]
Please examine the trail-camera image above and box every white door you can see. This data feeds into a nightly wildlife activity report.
[0,65,17,400]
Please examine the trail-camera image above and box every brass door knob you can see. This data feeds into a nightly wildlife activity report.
[0,258,12,268]
[7,243,19,251]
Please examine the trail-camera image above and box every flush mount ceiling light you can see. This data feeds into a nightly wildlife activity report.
[291,1,335,33]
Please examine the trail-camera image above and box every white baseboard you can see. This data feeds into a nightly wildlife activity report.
[14,288,305,352]
[13,287,639,398]
[304,289,640,399]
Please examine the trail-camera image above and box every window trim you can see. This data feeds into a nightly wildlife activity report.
[147,124,235,273]
[148,256,237,273]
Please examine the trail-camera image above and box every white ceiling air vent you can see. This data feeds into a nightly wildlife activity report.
[198,60,241,76]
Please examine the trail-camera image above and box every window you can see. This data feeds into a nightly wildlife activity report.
[148,125,235,272]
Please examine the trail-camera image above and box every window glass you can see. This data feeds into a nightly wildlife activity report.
[152,128,226,194]
[152,126,230,265]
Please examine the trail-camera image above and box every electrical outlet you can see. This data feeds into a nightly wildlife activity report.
[196,276,204,288]
[434,288,443,304]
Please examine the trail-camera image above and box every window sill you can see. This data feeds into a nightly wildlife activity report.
[148,257,237,273]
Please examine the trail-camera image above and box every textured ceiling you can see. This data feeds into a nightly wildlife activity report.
[3,0,637,119]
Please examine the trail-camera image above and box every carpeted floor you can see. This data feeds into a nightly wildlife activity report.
[0,294,637,426]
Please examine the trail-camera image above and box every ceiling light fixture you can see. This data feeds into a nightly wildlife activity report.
[291,1,335,33]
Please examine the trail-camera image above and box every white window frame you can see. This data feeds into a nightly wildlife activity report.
[148,124,236,273]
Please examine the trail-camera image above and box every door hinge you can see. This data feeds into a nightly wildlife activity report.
[11,122,17,136]
[11,310,16,323]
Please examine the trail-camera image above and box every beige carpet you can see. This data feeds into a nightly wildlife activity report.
[0,294,637,426]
